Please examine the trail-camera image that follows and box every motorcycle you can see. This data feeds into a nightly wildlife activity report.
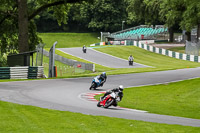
[83,47,87,53]
[83,48,86,53]
[89,76,102,90]
[97,92,120,108]
[129,60,133,66]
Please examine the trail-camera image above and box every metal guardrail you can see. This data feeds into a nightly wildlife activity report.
[43,50,95,72]
[131,40,200,62]
[185,41,200,56]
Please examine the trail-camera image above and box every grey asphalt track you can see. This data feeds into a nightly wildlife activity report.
[1,68,200,127]
[57,47,149,68]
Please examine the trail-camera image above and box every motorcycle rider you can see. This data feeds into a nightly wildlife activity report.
[101,85,124,106]
[82,45,87,53]
[128,55,134,66]
[98,72,107,87]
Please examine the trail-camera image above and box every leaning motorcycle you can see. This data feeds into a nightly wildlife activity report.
[97,92,120,108]
[89,76,102,90]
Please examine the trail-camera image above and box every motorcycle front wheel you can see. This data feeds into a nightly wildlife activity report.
[97,101,101,107]
[89,82,96,90]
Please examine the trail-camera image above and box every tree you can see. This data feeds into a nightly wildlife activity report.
[66,2,91,32]
[62,0,129,32]
[126,0,163,26]
[0,0,18,55]
[127,0,186,42]
[126,0,146,25]
[159,0,185,42]
[180,0,200,42]
[0,0,91,54]
[144,0,163,26]
[18,0,29,53]
[77,0,128,32]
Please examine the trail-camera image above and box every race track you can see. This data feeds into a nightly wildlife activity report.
[1,68,200,127]
[57,47,149,68]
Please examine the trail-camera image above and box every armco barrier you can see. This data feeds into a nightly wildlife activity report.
[0,66,44,79]
[43,50,95,72]
[0,67,10,79]
[132,41,200,63]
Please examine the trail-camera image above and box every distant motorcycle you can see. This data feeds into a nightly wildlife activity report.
[97,92,120,108]
[129,60,133,66]
[83,48,86,53]
[89,76,102,90]
[83,46,87,53]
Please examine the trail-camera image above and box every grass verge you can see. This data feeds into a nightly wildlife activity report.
[43,55,92,78]
[55,49,115,73]
[94,46,200,71]
[50,45,200,77]
[39,33,100,48]
[168,47,185,53]
[95,78,200,119]
[1,45,200,81]
[0,100,199,132]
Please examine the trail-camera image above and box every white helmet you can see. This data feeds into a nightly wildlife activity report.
[119,85,124,90]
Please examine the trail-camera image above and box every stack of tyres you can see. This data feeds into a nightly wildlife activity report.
[28,66,38,79]
[0,67,10,79]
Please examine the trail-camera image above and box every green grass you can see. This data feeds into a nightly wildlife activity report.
[167,46,200,55]
[95,78,200,119]
[94,46,200,73]
[49,45,200,77]
[1,33,200,131]
[41,48,114,78]
[0,101,199,133]
[39,33,200,77]
[2,45,200,80]
[43,55,92,78]
[39,33,100,48]
[55,49,115,73]
[168,47,185,53]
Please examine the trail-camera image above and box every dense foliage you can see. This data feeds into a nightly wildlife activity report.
[126,0,200,42]
[0,54,7,67]
[0,0,82,55]
[0,0,200,57]
[36,0,130,32]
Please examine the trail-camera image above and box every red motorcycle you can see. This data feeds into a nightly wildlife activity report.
[97,92,120,108]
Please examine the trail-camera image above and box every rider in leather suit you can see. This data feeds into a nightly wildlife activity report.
[101,85,124,106]
[99,72,107,87]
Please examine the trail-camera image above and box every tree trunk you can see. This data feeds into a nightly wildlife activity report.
[197,23,200,42]
[186,31,191,41]
[18,0,29,53]
[168,27,174,42]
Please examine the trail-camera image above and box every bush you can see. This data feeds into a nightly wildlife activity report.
[0,54,8,67]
